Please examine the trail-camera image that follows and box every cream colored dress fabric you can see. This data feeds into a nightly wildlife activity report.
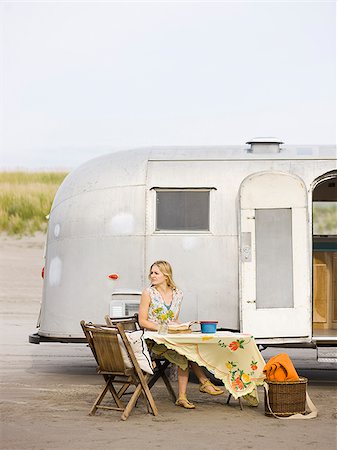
[147,286,183,323]
[146,286,188,368]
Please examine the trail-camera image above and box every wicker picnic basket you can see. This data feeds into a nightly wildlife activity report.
[264,377,307,417]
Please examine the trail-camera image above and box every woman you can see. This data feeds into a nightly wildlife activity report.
[138,260,224,409]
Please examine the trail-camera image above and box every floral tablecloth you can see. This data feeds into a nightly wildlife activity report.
[144,331,266,399]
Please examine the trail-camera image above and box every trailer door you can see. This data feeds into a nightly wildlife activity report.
[239,172,311,339]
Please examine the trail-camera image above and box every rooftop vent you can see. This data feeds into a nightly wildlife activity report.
[246,137,283,153]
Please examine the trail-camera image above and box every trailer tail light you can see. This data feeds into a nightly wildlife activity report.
[41,267,45,279]
[108,273,119,280]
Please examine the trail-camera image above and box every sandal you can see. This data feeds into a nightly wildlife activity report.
[175,396,196,409]
[199,379,224,396]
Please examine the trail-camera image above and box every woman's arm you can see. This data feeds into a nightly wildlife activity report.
[173,290,183,323]
[138,289,159,331]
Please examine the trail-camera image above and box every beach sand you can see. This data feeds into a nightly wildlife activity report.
[0,234,336,450]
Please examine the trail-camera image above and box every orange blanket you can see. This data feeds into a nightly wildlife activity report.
[263,353,299,382]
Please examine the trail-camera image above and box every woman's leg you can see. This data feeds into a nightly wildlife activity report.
[177,366,189,397]
[190,362,224,395]
[176,366,195,408]
[190,362,208,384]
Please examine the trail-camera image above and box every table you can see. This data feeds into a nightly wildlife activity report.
[144,331,266,399]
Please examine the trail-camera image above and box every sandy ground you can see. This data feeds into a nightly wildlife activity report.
[0,234,336,450]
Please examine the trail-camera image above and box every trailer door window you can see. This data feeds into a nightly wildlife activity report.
[255,208,294,308]
[156,189,210,231]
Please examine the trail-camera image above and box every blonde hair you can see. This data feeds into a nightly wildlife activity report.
[148,260,177,290]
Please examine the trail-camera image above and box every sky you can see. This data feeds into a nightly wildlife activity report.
[0,1,336,170]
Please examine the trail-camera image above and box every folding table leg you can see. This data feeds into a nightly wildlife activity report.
[148,359,177,402]
[160,370,177,402]
[148,370,161,389]
[226,394,244,410]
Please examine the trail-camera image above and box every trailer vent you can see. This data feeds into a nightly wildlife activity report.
[246,137,283,154]
[109,300,140,318]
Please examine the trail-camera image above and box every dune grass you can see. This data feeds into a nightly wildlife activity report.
[313,203,337,235]
[0,172,68,236]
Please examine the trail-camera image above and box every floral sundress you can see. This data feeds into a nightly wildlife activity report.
[147,286,183,324]
[146,286,189,370]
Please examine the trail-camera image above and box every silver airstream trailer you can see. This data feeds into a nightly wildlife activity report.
[30,138,337,358]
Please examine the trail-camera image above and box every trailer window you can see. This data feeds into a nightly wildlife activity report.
[255,208,294,308]
[156,189,210,231]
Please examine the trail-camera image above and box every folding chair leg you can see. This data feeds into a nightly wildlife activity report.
[140,391,151,414]
[139,374,158,417]
[121,383,143,420]
[116,377,133,398]
[90,378,125,415]
[103,374,127,405]
[90,381,110,415]
[121,375,159,420]
[108,383,125,409]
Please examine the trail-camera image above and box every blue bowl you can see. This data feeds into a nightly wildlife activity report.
[200,321,218,334]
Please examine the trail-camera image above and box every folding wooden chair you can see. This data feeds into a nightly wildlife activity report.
[102,314,145,399]
[104,314,140,331]
[80,320,158,420]
[105,314,177,403]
